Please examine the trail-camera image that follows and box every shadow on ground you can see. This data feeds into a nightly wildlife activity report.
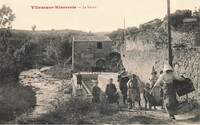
[126,116,168,124]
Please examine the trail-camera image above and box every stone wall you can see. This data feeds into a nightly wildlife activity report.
[72,41,112,72]
[121,31,200,102]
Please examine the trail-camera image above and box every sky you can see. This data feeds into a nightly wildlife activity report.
[0,0,199,32]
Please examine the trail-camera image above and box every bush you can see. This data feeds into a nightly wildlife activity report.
[0,84,36,122]
[18,97,119,124]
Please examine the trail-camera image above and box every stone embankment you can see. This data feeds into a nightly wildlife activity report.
[121,31,200,102]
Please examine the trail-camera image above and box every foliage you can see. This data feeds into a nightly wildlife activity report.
[126,26,139,36]
[0,29,21,80]
[193,7,200,21]
[31,25,36,32]
[105,52,123,71]
[44,32,71,63]
[0,4,16,28]
[139,19,162,31]
[0,84,36,123]
[17,97,119,124]
[43,65,71,80]
[164,9,192,29]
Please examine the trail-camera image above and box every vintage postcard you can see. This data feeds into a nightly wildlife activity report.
[0,0,199,124]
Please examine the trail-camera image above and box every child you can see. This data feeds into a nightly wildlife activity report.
[143,83,157,110]
[91,80,101,103]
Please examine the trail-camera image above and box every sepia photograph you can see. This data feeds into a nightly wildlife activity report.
[0,0,200,124]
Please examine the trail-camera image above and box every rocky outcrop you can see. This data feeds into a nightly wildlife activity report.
[121,29,200,102]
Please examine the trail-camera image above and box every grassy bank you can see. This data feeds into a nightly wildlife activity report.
[0,84,36,123]
[43,64,71,80]
[17,97,120,124]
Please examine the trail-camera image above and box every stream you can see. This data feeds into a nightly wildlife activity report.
[16,67,71,120]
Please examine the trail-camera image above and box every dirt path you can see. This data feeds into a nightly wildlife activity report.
[87,103,199,124]
[15,67,71,121]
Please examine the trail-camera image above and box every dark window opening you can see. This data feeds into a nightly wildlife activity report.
[97,42,102,49]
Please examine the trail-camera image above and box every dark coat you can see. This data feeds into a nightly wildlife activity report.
[92,85,101,103]
[76,74,82,85]
[105,83,118,103]
[118,75,129,94]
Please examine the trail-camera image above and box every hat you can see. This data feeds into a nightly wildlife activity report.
[132,74,137,78]
[151,71,157,75]
[109,78,113,81]
[120,71,127,76]
[163,64,173,72]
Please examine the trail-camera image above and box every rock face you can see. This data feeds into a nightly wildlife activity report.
[121,30,200,102]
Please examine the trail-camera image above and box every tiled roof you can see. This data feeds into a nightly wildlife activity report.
[73,35,112,42]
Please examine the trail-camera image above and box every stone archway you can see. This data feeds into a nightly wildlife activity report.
[105,52,123,71]
[95,58,106,68]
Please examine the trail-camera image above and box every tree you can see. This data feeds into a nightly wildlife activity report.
[193,7,200,21]
[164,9,192,29]
[0,4,16,28]
[32,24,36,31]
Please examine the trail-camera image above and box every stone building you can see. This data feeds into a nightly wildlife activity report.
[72,35,113,72]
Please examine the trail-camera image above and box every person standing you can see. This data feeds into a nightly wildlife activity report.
[149,70,158,89]
[69,70,73,81]
[91,80,101,103]
[143,82,157,110]
[127,74,141,109]
[76,71,82,88]
[118,69,129,104]
[151,64,183,120]
[105,78,118,104]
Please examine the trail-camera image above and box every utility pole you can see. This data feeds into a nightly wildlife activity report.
[123,17,126,57]
[167,0,173,67]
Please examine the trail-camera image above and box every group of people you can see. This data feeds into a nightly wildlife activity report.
[118,69,142,109]
[91,68,142,108]
[118,64,184,120]
[91,78,119,103]
[72,63,182,120]
[91,63,183,121]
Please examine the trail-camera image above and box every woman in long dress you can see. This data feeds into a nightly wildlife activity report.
[105,78,118,103]
[151,64,183,120]
[127,74,141,109]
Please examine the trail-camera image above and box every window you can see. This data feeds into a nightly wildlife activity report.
[97,42,102,49]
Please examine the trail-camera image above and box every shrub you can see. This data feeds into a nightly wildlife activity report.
[0,84,36,122]
[18,96,119,124]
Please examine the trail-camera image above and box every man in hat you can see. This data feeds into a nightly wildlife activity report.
[118,69,129,104]
[151,64,184,120]
[91,80,101,103]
